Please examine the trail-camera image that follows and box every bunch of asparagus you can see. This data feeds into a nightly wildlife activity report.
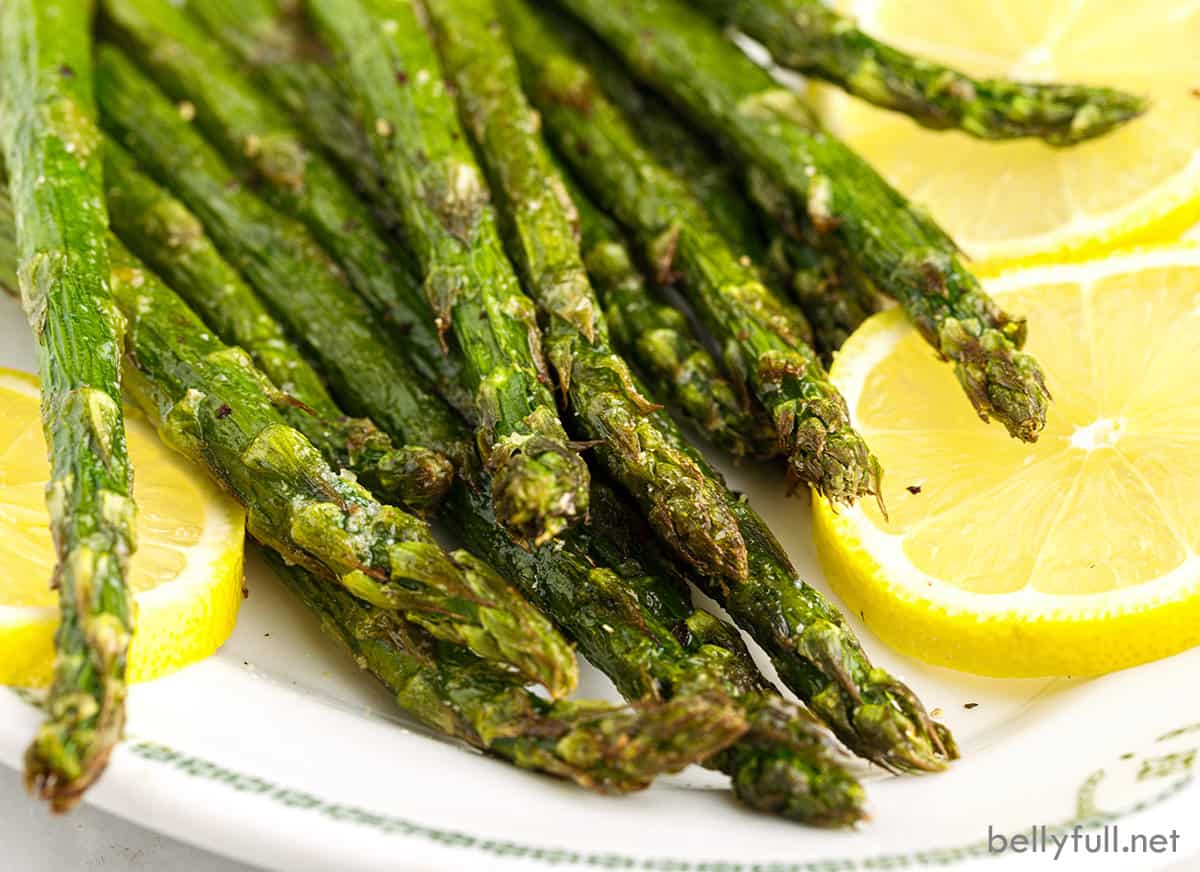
[0,0,1143,822]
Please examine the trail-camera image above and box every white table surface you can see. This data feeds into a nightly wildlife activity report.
[0,764,259,871]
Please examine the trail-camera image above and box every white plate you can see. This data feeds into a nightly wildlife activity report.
[2,290,1199,872]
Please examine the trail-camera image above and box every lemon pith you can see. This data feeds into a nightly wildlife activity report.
[0,369,246,687]
[821,0,1200,271]
[815,246,1200,677]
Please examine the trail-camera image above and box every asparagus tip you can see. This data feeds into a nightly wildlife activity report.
[780,400,882,506]
[802,623,957,773]
[420,548,581,699]
[1041,87,1149,147]
[24,724,111,814]
[552,690,747,793]
[375,445,456,514]
[489,434,590,546]
[940,318,1051,443]
[721,697,867,827]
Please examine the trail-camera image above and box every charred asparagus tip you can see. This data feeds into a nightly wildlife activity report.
[24,730,110,814]
[553,690,747,793]
[804,624,956,773]
[489,435,591,547]
[781,402,882,507]
[940,319,1051,443]
[720,698,867,827]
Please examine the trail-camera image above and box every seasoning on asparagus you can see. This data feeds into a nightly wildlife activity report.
[104,232,576,697]
[424,0,750,583]
[94,46,473,478]
[305,0,590,547]
[505,0,879,506]
[689,0,1147,145]
[0,0,137,812]
[565,170,778,460]
[551,0,1051,442]
[267,552,746,795]
[100,0,467,412]
[448,480,865,825]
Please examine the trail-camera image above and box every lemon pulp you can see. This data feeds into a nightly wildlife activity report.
[815,246,1200,676]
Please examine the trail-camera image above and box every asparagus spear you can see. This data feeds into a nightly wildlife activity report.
[448,480,865,824]
[99,0,466,413]
[305,0,590,547]
[566,171,778,460]
[559,26,767,266]
[101,141,451,512]
[504,0,879,506]
[100,231,575,697]
[550,0,1051,442]
[94,46,473,480]
[0,0,138,811]
[689,0,1147,145]
[266,551,746,795]
[423,0,750,583]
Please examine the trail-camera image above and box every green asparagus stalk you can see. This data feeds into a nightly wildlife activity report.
[0,0,137,811]
[556,19,880,362]
[423,0,750,583]
[504,0,879,506]
[690,0,1146,145]
[748,169,882,363]
[447,480,865,824]
[551,0,1051,442]
[101,232,576,697]
[565,171,778,460]
[101,141,452,512]
[99,0,467,412]
[185,0,397,228]
[94,46,473,480]
[0,184,15,295]
[305,0,590,547]
[558,25,767,265]
[266,551,746,795]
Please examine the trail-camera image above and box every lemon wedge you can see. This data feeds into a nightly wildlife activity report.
[820,0,1200,271]
[0,369,245,687]
[814,246,1200,677]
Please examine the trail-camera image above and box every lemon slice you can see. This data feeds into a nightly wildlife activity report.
[814,245,1200,677]
[0,369,246,687]
[819,0,1200,271]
